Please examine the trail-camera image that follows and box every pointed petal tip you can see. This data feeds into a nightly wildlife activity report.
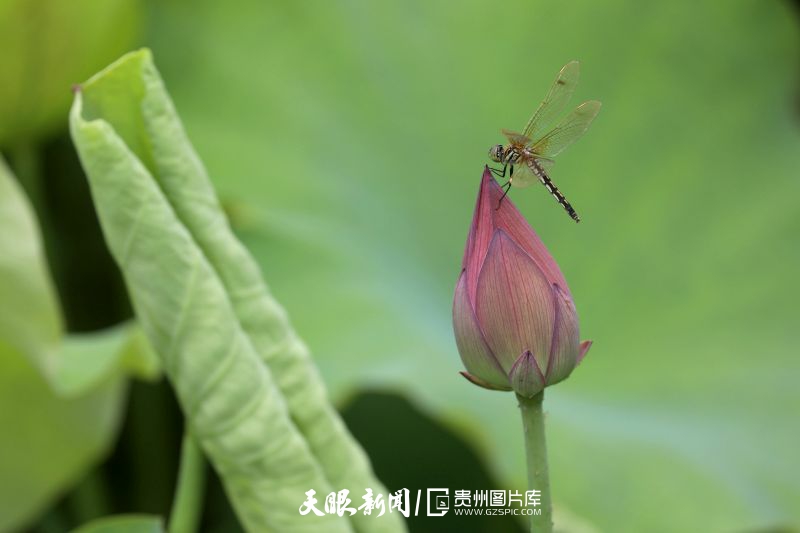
[479,165,507,197]
[459,371,512,392]
[476,167,491,191]
[552,282,574,302]
[508,350,546,398]
[577,340,593,364]
[480,167,500,195]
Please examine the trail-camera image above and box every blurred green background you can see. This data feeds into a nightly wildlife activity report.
[1,1,799,532]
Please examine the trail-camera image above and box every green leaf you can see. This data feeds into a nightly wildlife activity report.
[140,1,800,531]
[57,323,160,397]
[0,155,62,379]
[0,154,159,396]
[71,515,164,533]
[0,340,127,532]
[0,157,154,531]
[71,49,403,533]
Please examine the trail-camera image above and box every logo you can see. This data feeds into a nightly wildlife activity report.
[427,488,449,517]
[299,487,543,518]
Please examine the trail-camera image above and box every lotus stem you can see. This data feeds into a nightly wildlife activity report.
[517,391,552,532]
[168,431,206,533]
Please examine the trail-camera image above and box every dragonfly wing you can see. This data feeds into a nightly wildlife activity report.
[532,100,601,158]
[501,129,531,146]
[522,61,580,141]
[537,157,555,172]
[510,159,538,189]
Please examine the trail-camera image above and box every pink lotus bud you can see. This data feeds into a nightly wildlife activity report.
[453,168,592,397]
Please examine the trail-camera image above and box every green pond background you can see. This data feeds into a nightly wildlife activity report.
[1,1,799,532]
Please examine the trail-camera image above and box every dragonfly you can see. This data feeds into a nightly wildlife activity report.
[488,60,601,222]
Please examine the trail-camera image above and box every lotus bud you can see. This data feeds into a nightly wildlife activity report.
[452,168,592,398]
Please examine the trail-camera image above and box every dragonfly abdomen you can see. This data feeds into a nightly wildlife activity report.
[527,159,581,222]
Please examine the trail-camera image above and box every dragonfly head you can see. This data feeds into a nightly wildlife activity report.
[489,144,505,163]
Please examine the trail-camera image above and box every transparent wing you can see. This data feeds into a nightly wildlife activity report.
[522,61,580,141]
[510,159,538,188]
[537,157,555,171]
[501,129,531,146]
[532,100,601,158]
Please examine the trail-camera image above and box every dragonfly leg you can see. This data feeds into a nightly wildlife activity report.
[496,178,513,210]
[489,164,507,178]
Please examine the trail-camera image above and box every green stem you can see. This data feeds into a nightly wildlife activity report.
[517,392,552,532]
[168,431,206,533]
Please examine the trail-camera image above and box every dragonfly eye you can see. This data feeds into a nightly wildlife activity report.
[489,145,504,162]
